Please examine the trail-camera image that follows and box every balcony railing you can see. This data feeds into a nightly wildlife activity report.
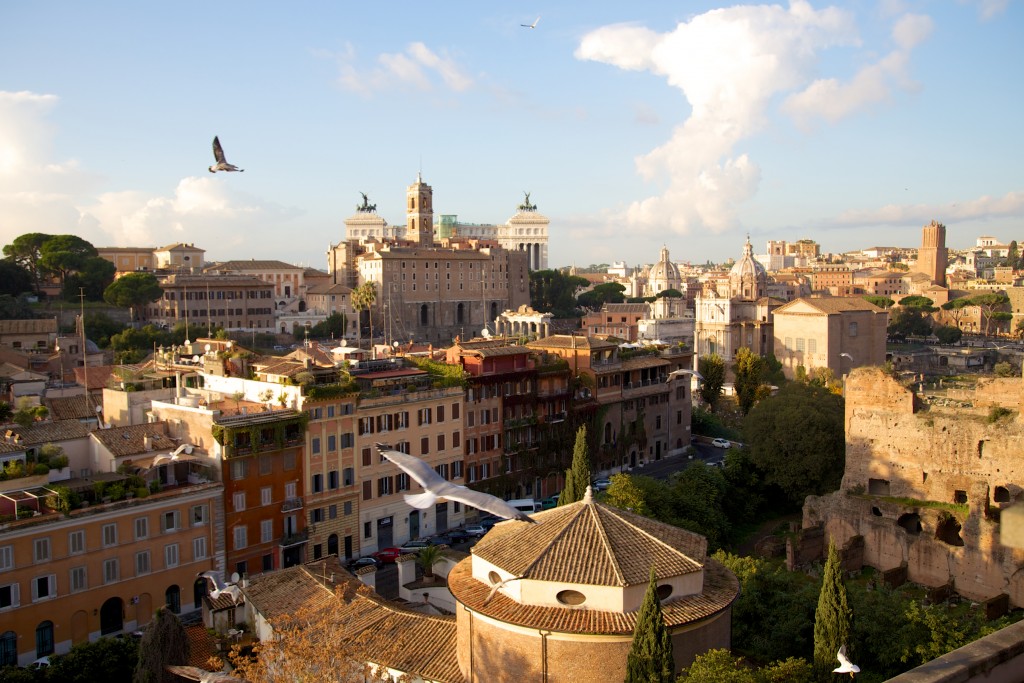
[280,528,309,547]
[281,497,303,513]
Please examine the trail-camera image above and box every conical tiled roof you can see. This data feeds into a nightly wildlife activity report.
[472,496,706,588]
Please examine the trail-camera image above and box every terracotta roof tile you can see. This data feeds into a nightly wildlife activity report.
[45,395,94,421]
[527,335,618,352]
[91,422,170,457]
[0,319,58,335]
[9,419,92,446]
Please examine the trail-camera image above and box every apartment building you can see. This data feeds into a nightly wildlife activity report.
[303,393,360,562]
[144,273,275,332]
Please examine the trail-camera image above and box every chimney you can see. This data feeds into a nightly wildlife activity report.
[143,435,152,451]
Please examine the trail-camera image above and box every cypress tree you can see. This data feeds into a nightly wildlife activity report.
[813,540,853,680]
[625,567,674,683]
[558,425,591,506]
[133,606,189,683]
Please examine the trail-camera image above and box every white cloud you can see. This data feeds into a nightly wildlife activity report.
[0,90,300,256]
[963,0,1010,21]
[576,1,864,236]
[327,42,473,96]
[834,190,1024,225]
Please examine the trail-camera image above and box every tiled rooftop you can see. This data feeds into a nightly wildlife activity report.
[45,395,95,421]
[91,422,170,457]
[8,419,92,446]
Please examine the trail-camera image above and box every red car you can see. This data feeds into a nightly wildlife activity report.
[371,547,403,563]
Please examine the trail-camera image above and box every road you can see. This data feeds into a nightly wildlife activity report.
[599,441,727,483]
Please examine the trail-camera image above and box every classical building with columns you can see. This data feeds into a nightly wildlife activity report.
[494,305,553,339]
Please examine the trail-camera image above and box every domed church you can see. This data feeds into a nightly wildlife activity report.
[694,236,781,365]
[447,489,738,682]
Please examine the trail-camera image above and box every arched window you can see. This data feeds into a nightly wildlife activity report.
[328,534,339,556]
[420,305,429,326]
[0,631,16,667]
[194,577,208,609]
[100,597,124,635]
[166,585,181,614]
[456,303,465,325]
[35,621,54,658]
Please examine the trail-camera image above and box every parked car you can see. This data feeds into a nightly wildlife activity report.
[591,478,612,492]
[541,494,561,510]
[371,547,403,563]
[436,529,472,544]
[398,541,431,555]
[464,524,488,538]
[479,515,502,529]
[711,438,732,448]
[347,556,382,571]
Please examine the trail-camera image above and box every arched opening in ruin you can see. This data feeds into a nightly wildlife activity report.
[935,515,964,546]
[954,490,968,504]
[994,486,1010,503]
[868,478,891,496]
[898,513,922,535]
[871,507,882,517]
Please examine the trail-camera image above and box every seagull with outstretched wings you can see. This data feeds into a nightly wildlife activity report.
[521,16,540,28]
[376,443,536,522]
[833,645,860,678]
[209,136,244,173]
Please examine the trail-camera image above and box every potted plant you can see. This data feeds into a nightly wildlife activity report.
[417,545,443,583]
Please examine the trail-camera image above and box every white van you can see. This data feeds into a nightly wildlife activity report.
[507,498,541,513]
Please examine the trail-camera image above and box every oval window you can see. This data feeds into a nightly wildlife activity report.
[656,584,673,601]
[488,571,501,585]
[556,589,586,606]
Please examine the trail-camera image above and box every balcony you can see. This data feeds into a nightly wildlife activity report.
[280,528,309,547]
[281,497,303,513]
[622,378,668,399]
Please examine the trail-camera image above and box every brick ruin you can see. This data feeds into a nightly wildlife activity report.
[803,367,1024,606]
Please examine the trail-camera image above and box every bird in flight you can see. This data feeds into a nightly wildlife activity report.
[376,443,536,522]
[521,16,540,29]
[833,645,860,678]
[209,136,244,173]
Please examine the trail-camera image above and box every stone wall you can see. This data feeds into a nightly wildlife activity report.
[805,367,1024,606]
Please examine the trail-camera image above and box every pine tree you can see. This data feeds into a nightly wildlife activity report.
[558,425,591,506]
[625,567,674,683]
[133,607,189,683]
[813,540,853,680]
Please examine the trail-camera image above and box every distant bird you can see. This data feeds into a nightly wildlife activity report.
[834,645,860,678]
[521,16,540,28]
[376,443,536,522]
[209,136,244,173]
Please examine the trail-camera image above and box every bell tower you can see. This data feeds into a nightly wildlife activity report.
[917,220,948,287]
[406,172,434,248]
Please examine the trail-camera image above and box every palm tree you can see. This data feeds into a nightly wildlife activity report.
[417,545,444,581]
[352,282,378,357]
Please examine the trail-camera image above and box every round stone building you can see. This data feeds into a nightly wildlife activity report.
[448,491,738,682]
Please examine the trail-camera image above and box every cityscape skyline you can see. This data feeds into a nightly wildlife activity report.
[1,1,1021,268]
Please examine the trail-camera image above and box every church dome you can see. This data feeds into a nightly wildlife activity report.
[648,245,681,294]
[729,236,767,300]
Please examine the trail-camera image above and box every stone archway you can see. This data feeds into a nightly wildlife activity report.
[100,597,124,635]
[71,610,89,645]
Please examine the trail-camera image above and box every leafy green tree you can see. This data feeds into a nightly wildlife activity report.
[558,425,591,506]
[897,295,936,311]
[529,269,588,318]
[308,312,348,339]
[940,298,972,330]
[677,649,756,682]
[742,382,845,507]
[38,234,97,291]
[887,308,932,339]
[416,545,443,580]
[604,473,650,516]
[0,260,34,297]
[813,541,853,680]
[133,607,189,683]
[577,282,626,310]
[733,347,767,415]
[104,272,163,321]
[64,256,116,301]
[48,635,139,683]
[990,311,1013,335]
[3,232,51,295]
[969,293,1010,336]
[655,288,682,299]
[933,324,962,345]
[667,463,730,549]
[697,353,725,410]
[85,312,129,348]
[0,294,37,320]
[625,568,674,683]
[863,295,894,309]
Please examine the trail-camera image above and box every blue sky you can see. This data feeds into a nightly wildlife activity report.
[1,1,1021,270]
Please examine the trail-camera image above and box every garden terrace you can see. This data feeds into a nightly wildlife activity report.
[211,409,307,458]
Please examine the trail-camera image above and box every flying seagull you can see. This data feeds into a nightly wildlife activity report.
[376,443,536,522]
[665,368,704,383]
[521,16,540,28]
[197,571,242,603]
[209,136,244,173]
[833,645,860,678]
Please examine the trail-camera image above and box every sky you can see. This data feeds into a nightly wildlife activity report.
[1,1,1022,271]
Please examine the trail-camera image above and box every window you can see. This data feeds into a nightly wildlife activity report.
[453,431,460,448]
[164,543,179,568]
[341,433,354,448]
[329,470,339,490]
[808,338,817,354]
[327,435,336,452]
[420,437,429,455]
[261,519,274,543]
[102,523,118,547]
[70,566,86,592]
[452,402,460,419]
[311,508,324,524]
[362,480,372,501]
[0,546,11,571]
[378,477,393,496]
[343,467,354,486]
[0,583,19,609]
[233,491,246,512]
[35,621,54,658]
[312,473,323,493]
[363,521,372,539]
[68,531,85,555]
[162,511,180,533]
[261,487,272,506]
[259,454,272,475]
[362,448,371,466]
[437,434,446,451]
[437,405,445,422]
[134,518,149,540]
[796,337,805,352]
[1,630,16,666]
[311,437,321,455]
[135,551,151,576]
[193,537,208,560]
[234,526,248,550]
[283,452,296,470]
[418,408,432,425]
[191,504,208,526]
[849,321,858,337]
[230,460,248,480]
[453,461,463,479]
[344,501,353,516]
[103,559,119,584]
[396,472,409,491]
